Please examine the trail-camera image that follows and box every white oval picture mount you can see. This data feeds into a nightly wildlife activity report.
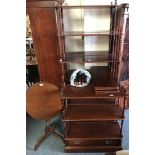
[70,69,91,88]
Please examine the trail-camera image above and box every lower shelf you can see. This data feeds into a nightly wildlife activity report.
[66,139,121,146]
[63,103,124,121]
[65,121,122,140]
[65,145,122,153]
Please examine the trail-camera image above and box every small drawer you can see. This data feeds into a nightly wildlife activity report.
[65,139,121,146]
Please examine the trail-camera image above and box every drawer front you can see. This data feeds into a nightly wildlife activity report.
[65,139,121,146]
[65,146,122,153]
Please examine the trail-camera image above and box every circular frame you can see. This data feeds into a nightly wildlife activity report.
[70,69,91,87]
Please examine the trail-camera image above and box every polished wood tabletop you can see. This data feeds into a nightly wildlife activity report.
[26,82,62,121]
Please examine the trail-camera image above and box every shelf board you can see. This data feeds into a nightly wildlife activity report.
[60,52,119,63]
[61,85,126,99]
[60,5,116,9]
[58,31,120,37]
[65,146,122,153]
[65,121,122,140]
[68,99,115,105]
[63,103,124,121]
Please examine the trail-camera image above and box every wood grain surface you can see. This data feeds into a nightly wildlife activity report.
[26,82,61,120]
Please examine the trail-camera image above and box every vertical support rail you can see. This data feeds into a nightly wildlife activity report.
[62,99,68,119]
[59,5,66,87]
[119,119,124,147]
[117,7,123,82]
[55,2,66,87]
[108,2,113,69]
[120,120,124,137]
[117,4,129,82]
[60,7,66,61]
[113,0,118,82]
[60,6,67,87]
[111,0,117,80]
[64,121,70,137]
[114,9,120,83]
[120,96,125,136]
[61,99,66,119]
[112,3,122,83]
[110,5,115,77]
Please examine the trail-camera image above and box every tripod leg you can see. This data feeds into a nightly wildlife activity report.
[33,120,64,150]
[33,120,51,151]
[34,132,49,151]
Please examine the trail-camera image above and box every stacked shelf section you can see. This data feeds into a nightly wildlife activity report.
[55,0,128,153]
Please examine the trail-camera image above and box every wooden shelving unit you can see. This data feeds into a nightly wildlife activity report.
[55,0,129,153]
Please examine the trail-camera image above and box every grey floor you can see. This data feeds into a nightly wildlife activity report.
[26,109,129,155]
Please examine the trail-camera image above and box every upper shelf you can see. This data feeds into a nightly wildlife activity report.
[57,5,116,9]
[60,52,119,63]
[57,31,121,37]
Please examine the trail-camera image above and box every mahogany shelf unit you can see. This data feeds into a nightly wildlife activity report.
[55,0,129,153]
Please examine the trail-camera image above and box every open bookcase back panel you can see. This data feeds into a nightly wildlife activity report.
[65,36,84,52]
[65,36,109,52]
[63,8,111,32]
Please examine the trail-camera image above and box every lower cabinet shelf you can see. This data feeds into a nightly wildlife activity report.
[65,146,122,153]
[63,103,124,121]
[66,139,121,146]
[65,121,122,140]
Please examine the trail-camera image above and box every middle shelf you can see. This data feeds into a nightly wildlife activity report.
[60,51,119,63]
[63,100,124,121]
[61,85,126,99]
